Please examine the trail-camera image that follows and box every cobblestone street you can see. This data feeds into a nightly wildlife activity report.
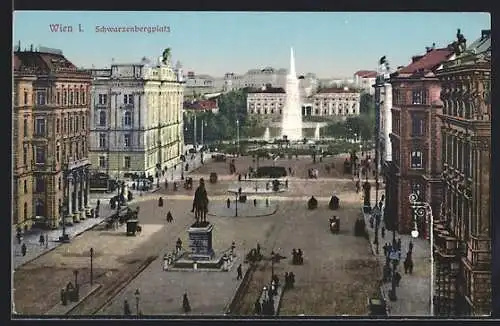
[14,154,381,316]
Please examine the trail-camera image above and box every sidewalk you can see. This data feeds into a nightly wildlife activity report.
[362,194,431,316]
[12,198,116,270]
[151,152,210,191]
[13,153,208,270]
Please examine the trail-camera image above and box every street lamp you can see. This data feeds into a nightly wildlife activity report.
[90,247,94,286]
[235,192,239,217]
[193,115,197,147]
[236,119,240,156]
[409,193,434,316]
[134,288,141,315]
[201,120,207,146]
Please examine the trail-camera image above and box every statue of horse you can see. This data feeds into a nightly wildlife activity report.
[192,178,209,224]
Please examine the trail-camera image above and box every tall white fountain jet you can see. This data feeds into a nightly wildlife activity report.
[281,47,303,140]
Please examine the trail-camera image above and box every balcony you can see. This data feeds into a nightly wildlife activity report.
[66,158,91,170]
[95,103,108,109]
[121,103,134,110]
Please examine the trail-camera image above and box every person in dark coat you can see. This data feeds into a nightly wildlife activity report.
[237,264,243,280]
[123,300,132,315]
[381,226,385,238]
[289,272,295,288]
[394,271,402,287]
[182,292,191,313]
[397,238,402,251]
[21,243,27,257]
[39,234,45,247]
[404,252,414,274]
[254,299,262,314]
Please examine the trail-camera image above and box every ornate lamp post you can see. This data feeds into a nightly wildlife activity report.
[134,288,141,315]
[409,193,434,316]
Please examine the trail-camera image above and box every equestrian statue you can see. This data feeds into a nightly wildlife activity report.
[191,178,209,225]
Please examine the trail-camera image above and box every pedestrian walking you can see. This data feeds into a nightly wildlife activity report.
[45,234,49,248]
[394,271,402,287]
[237,264,243,280]
[21,243,27,257]
[182,292,191,313]
[39,234,45,247]
[123,299,131,315]
[381,226,385,238]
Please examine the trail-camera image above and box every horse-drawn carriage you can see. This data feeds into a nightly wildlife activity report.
[104,206,139,230]
[329,216,340,234]
[184,177,193,189]
[307,196,318,210]
[126,219,142,236]
[328,195,340,210]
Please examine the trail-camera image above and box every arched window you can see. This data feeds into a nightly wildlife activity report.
[99,111,106,126]
[35,199,45,217]
[124,111,132,126]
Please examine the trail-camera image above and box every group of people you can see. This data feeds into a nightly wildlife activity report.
[284,271,296,289]
[255,276,280,315]
[382,238,415,286]
[291,248,304,265]
[307,168,319,179]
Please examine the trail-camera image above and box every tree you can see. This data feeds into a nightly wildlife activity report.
[359,93,375,116]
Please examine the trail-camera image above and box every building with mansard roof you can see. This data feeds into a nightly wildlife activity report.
[13,44,92,230]
[89,54,184,179]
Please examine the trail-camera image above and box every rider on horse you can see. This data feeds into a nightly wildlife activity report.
[192,178,209,224]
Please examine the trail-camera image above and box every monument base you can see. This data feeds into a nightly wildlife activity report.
[188,222,215,261]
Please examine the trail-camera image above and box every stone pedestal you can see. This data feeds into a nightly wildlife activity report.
[188,223,214,261]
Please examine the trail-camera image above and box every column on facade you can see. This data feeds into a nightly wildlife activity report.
[383,82,392,163]
[79,169,85,214]
[84,167,90,209]
[73,171,80,220]
[67,174,73,218]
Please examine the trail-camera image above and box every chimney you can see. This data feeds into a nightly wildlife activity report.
[481,29,491,39]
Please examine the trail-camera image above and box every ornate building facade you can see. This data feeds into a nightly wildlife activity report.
[435,29,491,316]
[246,86,360,120]
[89,54,185,179]
[13,46,92,230]
[246,86,286,116]
[387,47,454,234]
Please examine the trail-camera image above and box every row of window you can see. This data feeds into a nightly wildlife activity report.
[393,89,429,106]
[23,115,86,138]
[97,94,143,106]
[21,140,86,166]
[97,110,133,127]
[20,87,88,107]
[99,133,133,148]
[99,156,131,168]
[443,133,472,177]
[391,146,425,170]
[249,108,358,115]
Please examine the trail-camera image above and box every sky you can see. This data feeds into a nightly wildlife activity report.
[13,11,490,78]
